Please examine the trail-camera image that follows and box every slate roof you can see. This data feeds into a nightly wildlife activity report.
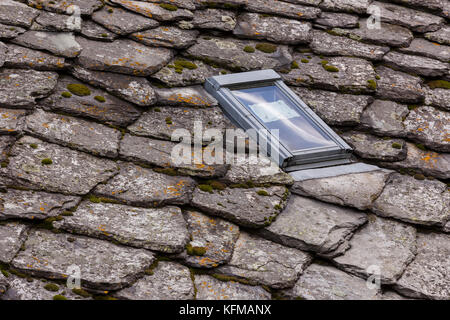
[0,0,449,300]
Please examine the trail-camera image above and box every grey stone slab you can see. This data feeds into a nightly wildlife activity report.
[80,19,118,42]
[155,86,217,107]
[289,163,384,181]
[4,43,67,71]
[27,0,103,16]
[425,26,450,45]
[425,86,450,110]
[0,40,5,67]
[131,26,198,49]
[383,51,448,78]
[0,222,28,264]
[144,0,196,10]
[389,0,446,12]
[0,135,15,162]
[0,0,39,27]
[398,38,450,63]
[111,0,193,21]
[0,272,7,297]
[319,0,371,14]
[0,108,27,134]
[375,66,424,104]
[246,0,321,20]
[314,12,359,28]
[32,11,81,32]
[0,23,26,39]
[191,9,236,31]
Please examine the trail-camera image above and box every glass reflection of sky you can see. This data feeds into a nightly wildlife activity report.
[232,86,336,151]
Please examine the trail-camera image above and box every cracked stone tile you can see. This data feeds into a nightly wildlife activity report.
[395,232,450,300]
[280,263,379,300]
[373,173,450,227]
[3,44,67,71]
[375,66,424,104]
[425,86,450,110]
[24,109,122,158]
[314,12,359,28]
[319,0,371,14]
[27,0,103,16]
[383,52,449,78]
[148,0,196,10]
[12,229,155,290]
[0,189,79,220]
[284,53,377,94]
[404,106,450,152]
[0,108,27,134]
[0,0,39,27]
[195,275,271,300]
[0,135,15,162]
[0,222,28,264]
[185,36,292,72]
[191,9,236,31]
[215,232,312,289]
[175,210,239,268]
[191,185,289,228]
[291,170,391,211]
[131,26,199,49]
[93,161,196,207]
[310,30,390,61]
[333,216,417,285]
[234,13,312,45]
[341,132,407,162]
[80,19,119,42]
[389,0,446,12]
[110,0,194,21]
[155,86,217,107]
[259,195,367,257]
[293,87,372,126]
[0,23,26,39]
[40,75,142,126]
[398,38,450,63]
[92,5,159,35]
[6,136,118,195]
[246,0,321,20]
[425,26,450,45]
[12,31,82,58]
[75,37,174,76]
[114,261,194,300]
[0,69,58,109]
[32,11,81,32]
[71,66,156,107]
[54,201,189,253]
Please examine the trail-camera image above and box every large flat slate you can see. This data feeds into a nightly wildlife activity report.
[0,222,28,264]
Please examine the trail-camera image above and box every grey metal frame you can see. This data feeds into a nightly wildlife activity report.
[204,69,353,171]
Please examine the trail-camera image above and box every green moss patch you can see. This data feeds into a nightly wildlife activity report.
[243,46,255,53]
[209,180,226,191]
[44,283,59,292]
[300,59,309,64]
[67,83,91,97]
[427,80,450,89]
[30,143,38,149]
[53,294,68,300]
[61,91,72,98]
[165,117,173,125]
[255,43,277,53]
[72,288,92,298]
[186,243,206,256]
[391,142,402,149]
[256,190,269,196]
[198,184,213,193]
[159,3,178,11]
[154,167,178,176]
[367,79,377,90]
[41,158,53,165]
[94,96,106,103]
[322,63,339,72]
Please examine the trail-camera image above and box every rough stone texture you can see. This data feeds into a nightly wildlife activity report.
[54,201,189,253]
[12,229,155,290]
[216,232,312,289]
[234,13,312,45]
[0,223,28,263]
[398,38,450,63]
[6,136,118,195]
[131,27,199,49]
[185,37,292,72]
[373,174,450,227]
[40,75,142,126]
[155,86,217,107]
[80,19,118,42]
[383,52,448,78]
[0,0,39,27]
[314,12,359,28]
[333,216,417,285]
[27,0,103,16]
[292,170,391,211]
[114,261,194,300]
[425,87,450,110]
[0,272,7,297]
[425,26,450,45]
[191,9,236,31]
[259,195,367,257]
[0,135,15,162]
[404,106,450,152]
[246,0,321,20]
[375,66,424,104]
[0,41,6,66]
[0,189,79,220]
[310,30,390,61]
[191,185,289,228]
[293,87,372,126]
[111,0,194,21]
[0,23,26,39]
[75,37,174,76]
[319,0,371,14]
[3,43,66,71]
[195,275,271,300]
[93,162,196,207]
[395,232,450,300]
[177,210,239,268]
[24,109,121,158]
[0,108,27,134]
[32,11,81,32]
[0,69,58,108]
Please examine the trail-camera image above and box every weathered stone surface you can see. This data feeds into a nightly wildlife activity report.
[131,26,199,49]
[155,86,217,107]
[259,195,367,257]
[185,37,292,72]
[0,0,39,27]
[191,9,236,31]
[383,52,448,78]
[12,31,82,58]
[111,0,193,21]
[93,162,196,207]
[195,0,247,7]
[0,135,15,162]
[373,174,450,227]
[310,30,389,61]
[398,38,450,63]
[32,11,80,32]
[360,100,410,137]
[314,12,359,28]
[6,136,118,195]
[27,0,103,16]
[246,0,321,20]
[0,272,7,297]
[292,170,391,211]
[192,186,289,228]
[114,261,194,300]
[92,5,159,35]
[40,75,142,126]
[293,87,372,126]
[284,54,377,94]
[147,0,196,10]
[4,44,66,71]
[425,86,450,110]
[341,132,407,162]
[0,223,28,263]
[54,201,189,253]
[389,0,446,11]
[0,40,5,66]
[176,210,239,268]
[234,13,311,44]
[375,66,424,104]
[75,37,173,76]
[215,232,312,289]
[0,23,26,39]
[0,69,58,109]
[80,19,118,42]
[373,1,444,33]
[281,263,379,300]
[425,26,450,45]
[25,109,121,158]
[333,216,417,284]
[395,232,450,300]
[319,0,371,14]
[12,229,155,290]
[404,106,450,152]
[0,189,79,220]
[0,108,27,134]
[195,275,271,300]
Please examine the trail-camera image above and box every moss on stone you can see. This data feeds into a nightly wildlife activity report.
[67,83,91,97]
[44,283,59,292]
[198,184,213,193]
[61,91,72,98]
[94,96,106,103]
[153,107,161,112]
[101,33,108,38]
[107,8,114,13]
[413,173,426,180]
[391,142,402,149]
[0,161,8,168]
[375,75,381,80]
[53,294,68,300]
[427,80,450,89]
[165,117,173,125]
[408,105,418,111]
[41,158,53,165]
[208,180,226,191]
[72,288,92,298]
[30,143,38,149]
[255,43,277,53]
[300,59,309,64]
[415,143,427,151]
[243,46,255,53]
[159,3,178,11]
[230,181,255,189]
[88,195,101,203]
[9,269,27,278]
[367,79,377,90]
[322,63,339,72]
[186,243,207,256]
[153,167,178,176]
[211,274,252,285]
[173,59,198,74]
[257,190,269,196]
[1,269,9,278]
[220,70,227,75]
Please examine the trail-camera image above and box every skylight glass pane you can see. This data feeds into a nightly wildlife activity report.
[232,85,336,151]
